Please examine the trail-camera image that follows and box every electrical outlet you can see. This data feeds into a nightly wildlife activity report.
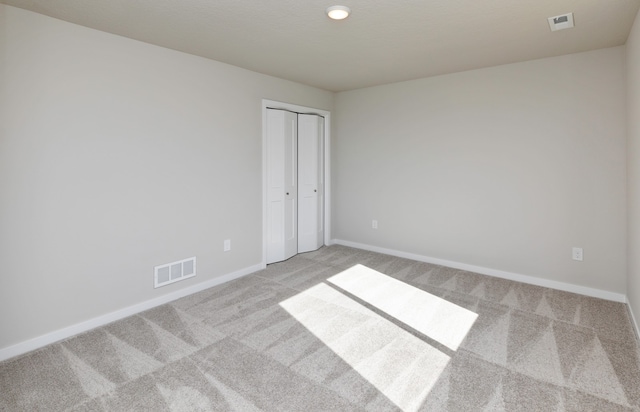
[572,247,583,261]
[224,239,231,252]
[372,220,378,229]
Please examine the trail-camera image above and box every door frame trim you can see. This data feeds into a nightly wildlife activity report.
[262,99,331,266]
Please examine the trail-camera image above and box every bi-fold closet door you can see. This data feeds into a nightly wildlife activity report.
[266,108,324,264]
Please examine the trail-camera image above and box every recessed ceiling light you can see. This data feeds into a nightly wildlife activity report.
[327,5,350,20]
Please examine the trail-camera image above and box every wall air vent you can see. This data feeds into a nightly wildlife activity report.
[154,256,196,288]
[548,13,574,32]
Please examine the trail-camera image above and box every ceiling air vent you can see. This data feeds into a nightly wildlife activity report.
[548,13,574,31]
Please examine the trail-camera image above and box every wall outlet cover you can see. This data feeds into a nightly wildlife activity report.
[572,247,583,261]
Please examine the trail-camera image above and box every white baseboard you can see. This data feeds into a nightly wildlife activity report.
[0,263,264,362]
[627,299,640,343]
[332,239,627,303]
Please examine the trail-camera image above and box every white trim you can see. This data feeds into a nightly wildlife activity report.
[332,239,627,303]
[0,263,264,362]
[627,299,640,342]
[261,99,331,266]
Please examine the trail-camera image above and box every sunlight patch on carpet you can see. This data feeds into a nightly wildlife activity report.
[278,264,477,411]
[328,264,478,351]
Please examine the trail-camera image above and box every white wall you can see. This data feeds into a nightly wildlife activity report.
[0,4,333,352]
[333,47,627,295]
[1,3,634,356]
[627,8,640,333]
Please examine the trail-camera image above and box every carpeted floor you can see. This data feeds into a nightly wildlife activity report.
[1,245,639,411]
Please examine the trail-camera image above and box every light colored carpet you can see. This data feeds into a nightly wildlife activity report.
[1,245,639,411]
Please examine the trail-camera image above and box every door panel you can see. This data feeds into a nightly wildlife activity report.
[298,114,324,253]
[283,115,298,260]
[266,109,298,263]
[266,109,324,263]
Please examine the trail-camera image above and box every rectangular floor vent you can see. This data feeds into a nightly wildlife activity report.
[154,256,196,288]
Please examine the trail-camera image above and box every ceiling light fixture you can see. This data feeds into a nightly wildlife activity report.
[327,5,350,20]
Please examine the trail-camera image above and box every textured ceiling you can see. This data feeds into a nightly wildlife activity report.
[2,0,639,92]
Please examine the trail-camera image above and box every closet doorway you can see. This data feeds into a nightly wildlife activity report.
[262,100,331,265]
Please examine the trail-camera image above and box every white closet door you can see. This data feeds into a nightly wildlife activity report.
[266,109,298,264]
[297,114,324,253]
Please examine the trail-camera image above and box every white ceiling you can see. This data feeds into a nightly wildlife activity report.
[2,0,639,92]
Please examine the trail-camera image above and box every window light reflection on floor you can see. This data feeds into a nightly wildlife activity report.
[278,264,478,411]
[328,264,478,351]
